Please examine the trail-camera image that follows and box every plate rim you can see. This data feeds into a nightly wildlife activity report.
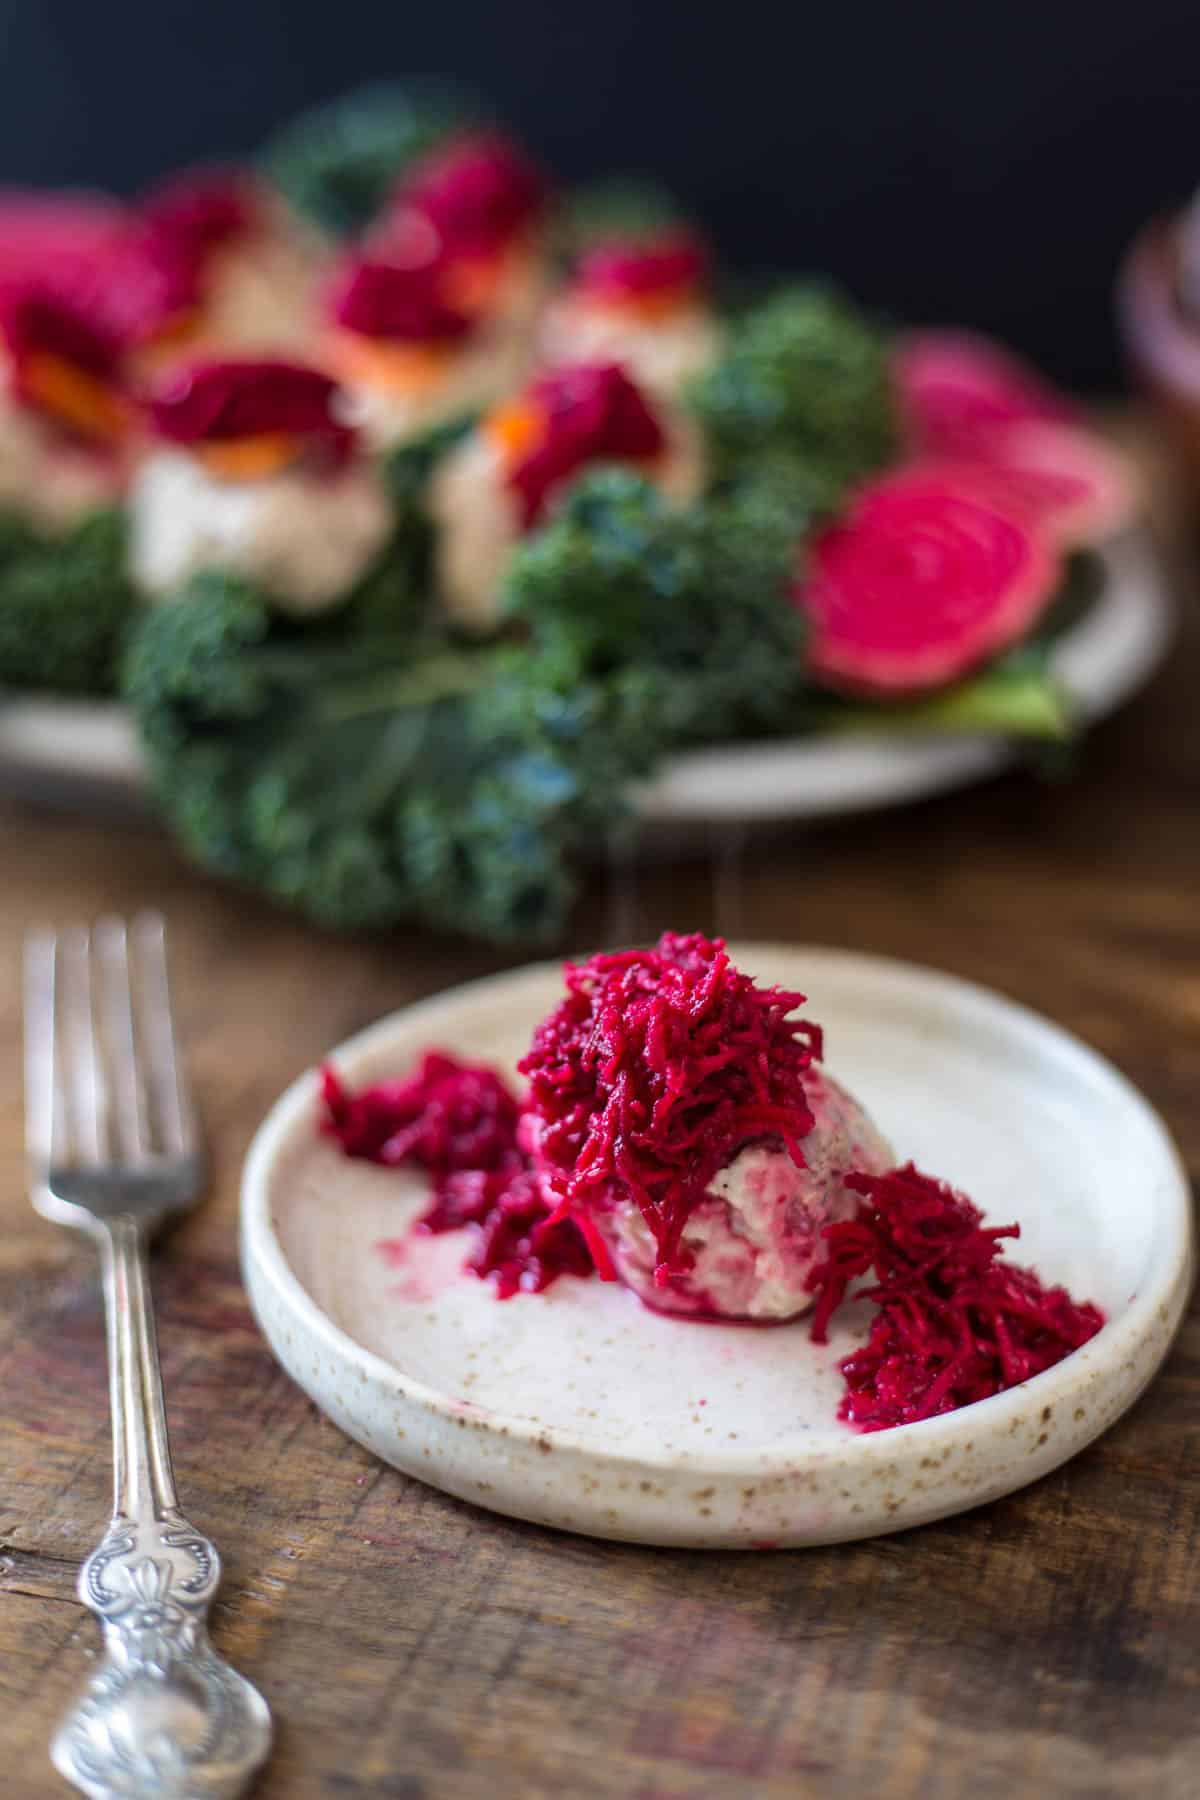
[0,530,1174,828]
[240,943,1195,1480]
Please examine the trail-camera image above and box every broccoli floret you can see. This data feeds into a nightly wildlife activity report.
[690,284,898,497]
[262,81,481,239]
[0,509,138,696]
[501,468,807,741]
[716,444,850,547]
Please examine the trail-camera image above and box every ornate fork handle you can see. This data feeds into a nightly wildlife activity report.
[53,1218,271,1800]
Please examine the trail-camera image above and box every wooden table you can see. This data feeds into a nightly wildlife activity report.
[1,479,1197,1799]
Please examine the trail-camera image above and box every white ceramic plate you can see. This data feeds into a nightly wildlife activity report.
[240,945,1193,1548]
[0,533,1172,826]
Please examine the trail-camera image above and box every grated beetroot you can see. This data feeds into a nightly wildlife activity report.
[517,932,823,1284]
[806,1163,1104,1430]
[319,956,1103,1437]
[321,1051,518,1169]
[320,1053,593,1297]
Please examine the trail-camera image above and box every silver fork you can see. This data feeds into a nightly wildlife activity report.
[23,915,272,1800]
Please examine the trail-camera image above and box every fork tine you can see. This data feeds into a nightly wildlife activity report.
[131,912,195,1156]
[23,930,60,1175]
[95,918,149,1162]
[62,928,106,1168]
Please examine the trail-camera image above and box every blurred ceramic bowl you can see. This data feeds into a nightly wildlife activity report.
[1117,209,1200,494]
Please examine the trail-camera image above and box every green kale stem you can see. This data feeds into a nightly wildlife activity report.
[318,647,498,723]
[818,666,1072,741]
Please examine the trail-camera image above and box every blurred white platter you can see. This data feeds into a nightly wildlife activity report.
[0,532,1171,825]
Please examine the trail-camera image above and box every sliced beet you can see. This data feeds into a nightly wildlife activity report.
[913,421,1138,548]
[894,329,1077,459]
[797,468,1061,697]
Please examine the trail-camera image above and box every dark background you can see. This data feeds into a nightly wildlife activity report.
[4,0,1197,389]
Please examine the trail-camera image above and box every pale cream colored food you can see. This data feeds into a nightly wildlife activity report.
[128,450,393,613]
[190,194,329,356]
[481,242,552,343]
[0,403,123,533]
[200,237,324,353]
[538,298,723,397]
[601,1071,894,1321]
[338,328,531,452]
[427,406,707,634]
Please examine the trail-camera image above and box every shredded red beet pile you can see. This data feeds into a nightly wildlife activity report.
[806,1163,1104,1430]
[318,952,1103,1436]
[320,1052,592,1298]
[518,932,824,1285]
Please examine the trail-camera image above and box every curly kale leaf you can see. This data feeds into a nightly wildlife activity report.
[354,411,479,622]
[121,466,813,941]
[690,284,898,498]
[0,509,138,696]
[501,469,807,742]
[262,82,481,239]
[122,572,653,941]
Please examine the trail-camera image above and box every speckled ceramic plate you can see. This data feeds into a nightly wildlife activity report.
[0,533,1172,827]
[240,946,1193,1548]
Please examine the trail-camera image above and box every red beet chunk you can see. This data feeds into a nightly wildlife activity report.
[499,361,667,527]
[575,234,707,303]
[0,281,124,380]
[397,132,546,258]
[149,356,356,463]
[329,256,474,344]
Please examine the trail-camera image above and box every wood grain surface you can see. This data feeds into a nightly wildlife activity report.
[0,443,1197,1798]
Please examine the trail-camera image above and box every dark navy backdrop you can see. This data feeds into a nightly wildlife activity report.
[3,0,1196,387]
